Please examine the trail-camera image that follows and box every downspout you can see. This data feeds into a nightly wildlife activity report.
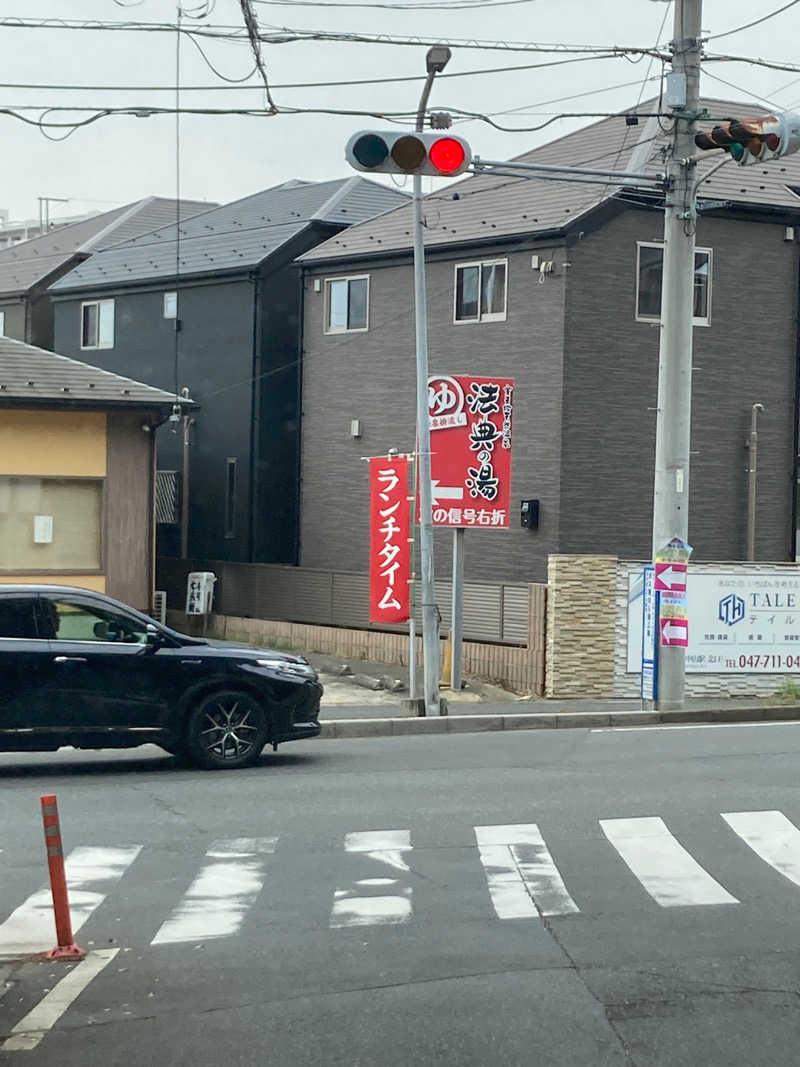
[249,270,262,563]
[793,253,800,560]
[293,265,305,566]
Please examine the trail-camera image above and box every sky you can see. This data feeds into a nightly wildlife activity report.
[1,0,799,223]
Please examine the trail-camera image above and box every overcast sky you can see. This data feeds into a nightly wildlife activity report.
[1,0,799,222]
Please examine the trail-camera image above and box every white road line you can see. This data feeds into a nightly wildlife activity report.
[0,846,141,960]
[475,824,578,919]
[331,830,413,928]
[722,810,800,887]
[151,837,277,946]
[2,948,119,1052]
[592,721,800,733]
[600,816,738,907]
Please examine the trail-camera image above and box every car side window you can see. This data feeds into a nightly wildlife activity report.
[0,596,40,639]
[44,599,149,644]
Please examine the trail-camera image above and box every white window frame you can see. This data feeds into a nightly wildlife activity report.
[324,274,370,335]
[0,310,5,336]
[163,291,177,319]
[80,298,115,350]
[635,241,712,327]
[453,259,508,325]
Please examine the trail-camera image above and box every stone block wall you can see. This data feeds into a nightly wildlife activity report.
[545,555,617,697]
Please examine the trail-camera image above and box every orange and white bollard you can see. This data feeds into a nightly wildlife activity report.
[40,795,85,960]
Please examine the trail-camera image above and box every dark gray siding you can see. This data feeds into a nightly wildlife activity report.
[561,207,798,562]
[300,242,567,584]
[0,299,25,342]
[53,278,257,562]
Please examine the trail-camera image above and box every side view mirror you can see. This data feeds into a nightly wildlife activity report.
[145,623,163,649]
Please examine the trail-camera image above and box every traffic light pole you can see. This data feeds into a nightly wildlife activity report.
[412,55,447,716]
[651,0,702,710]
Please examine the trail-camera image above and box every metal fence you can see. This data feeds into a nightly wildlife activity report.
[157,557,538,646]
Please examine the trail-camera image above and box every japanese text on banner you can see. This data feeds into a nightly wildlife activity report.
[368,457,411,624]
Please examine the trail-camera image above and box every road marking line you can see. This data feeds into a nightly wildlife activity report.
[475,824,579,918]
[331,829,413,928]
[591,721,800,733]
[0,846,141,960]
[722,810,800,886]
[151,837,277,946]
[2,948,119,1052]
[600,816,738,907]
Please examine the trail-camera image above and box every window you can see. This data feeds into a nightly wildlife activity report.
[0,477,103,572]
[80,299,115,349]
[0,596,39,639]
[324,276,369,333]
[0,311,5,336]
[225,458,238,539]
[163,291,177,319]
[43,598,149,644]
[454,260,507,324]
[636,243,712,325]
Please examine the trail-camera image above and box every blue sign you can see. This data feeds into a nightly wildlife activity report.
[641,565,659,700]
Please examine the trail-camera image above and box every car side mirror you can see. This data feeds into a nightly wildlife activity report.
[145,623,163,650]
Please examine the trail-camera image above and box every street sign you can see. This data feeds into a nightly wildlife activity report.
[369,457,410,623]
[654,562,687,593]
[641,565,658,700]
[660,617,689,646]
[424,374,514,528]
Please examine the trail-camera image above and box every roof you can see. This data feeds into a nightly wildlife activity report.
[48,177,410,293]
[299,98,800,265]
[0,336,192,409]
[0,197,215,297]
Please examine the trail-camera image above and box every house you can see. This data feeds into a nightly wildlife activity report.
[48,178,410,566]
[296,99,800,587]
[0,196,214,350]
[0,337,194,611]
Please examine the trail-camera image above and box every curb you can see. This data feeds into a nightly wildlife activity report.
[318,704,800,739]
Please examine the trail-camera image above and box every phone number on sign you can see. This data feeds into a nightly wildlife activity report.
[729,654,800,669]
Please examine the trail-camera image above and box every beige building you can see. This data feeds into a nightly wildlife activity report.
[0,337,193,611]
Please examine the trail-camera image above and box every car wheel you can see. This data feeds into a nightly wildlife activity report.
[185,690,269,770]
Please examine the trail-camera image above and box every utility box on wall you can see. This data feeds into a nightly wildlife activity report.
[520,499,540,530]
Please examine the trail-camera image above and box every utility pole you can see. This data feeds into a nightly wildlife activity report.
[651,0,703,710]
[411,47,450,716]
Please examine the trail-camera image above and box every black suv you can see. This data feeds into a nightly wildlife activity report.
[0,586,322,769]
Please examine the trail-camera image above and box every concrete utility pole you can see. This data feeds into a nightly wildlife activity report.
[651,0,703,711]
[412,47,450,716]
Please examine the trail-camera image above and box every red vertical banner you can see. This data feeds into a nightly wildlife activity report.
[369,456,411,623]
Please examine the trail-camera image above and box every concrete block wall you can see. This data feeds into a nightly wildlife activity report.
[545,555,617,697]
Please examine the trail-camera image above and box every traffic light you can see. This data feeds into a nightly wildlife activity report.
[694,112,800,166]
[345,130,472,177]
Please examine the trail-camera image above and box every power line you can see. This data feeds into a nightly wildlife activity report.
[706,0,800,42]
[255,0,536,8]
[238,0,277,111]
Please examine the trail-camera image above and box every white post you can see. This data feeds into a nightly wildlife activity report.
[451,528,464,691]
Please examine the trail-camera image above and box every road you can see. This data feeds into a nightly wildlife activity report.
[3,723,800,1065]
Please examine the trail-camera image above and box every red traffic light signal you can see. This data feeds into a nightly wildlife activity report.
[346,130,472,177]
[695,112,800,166]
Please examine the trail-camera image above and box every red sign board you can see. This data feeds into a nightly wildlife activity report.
[369,457,411,623]
[424,374,514,528]
[660,617,689,647]
[654,562,687,593]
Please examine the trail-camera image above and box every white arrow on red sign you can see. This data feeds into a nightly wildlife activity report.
[654,562,687,592]
[431,480,464,505]
[660,618,689,646]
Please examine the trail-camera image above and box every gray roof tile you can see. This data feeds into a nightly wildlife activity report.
[0,336,188,408]
[299,98,800,264]
[0,197,214,297]
[48,178,410,293]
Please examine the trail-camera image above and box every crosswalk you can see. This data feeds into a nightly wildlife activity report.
[4,810,800,958]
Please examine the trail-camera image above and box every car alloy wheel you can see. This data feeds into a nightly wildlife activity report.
[186,690,268,769]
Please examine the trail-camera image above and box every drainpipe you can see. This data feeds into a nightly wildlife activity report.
[746,402,764,561]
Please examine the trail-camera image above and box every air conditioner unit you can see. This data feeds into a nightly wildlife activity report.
[153,590,167,625]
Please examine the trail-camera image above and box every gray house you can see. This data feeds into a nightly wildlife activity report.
[48,178,409,566]
[297,99,800,585]
[0,197,213,351]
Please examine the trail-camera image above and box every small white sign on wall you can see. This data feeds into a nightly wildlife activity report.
[33,515,53,544]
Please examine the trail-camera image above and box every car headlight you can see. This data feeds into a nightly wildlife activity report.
[256,658,317,679]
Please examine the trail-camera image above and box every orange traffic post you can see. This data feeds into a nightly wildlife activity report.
[40,795,85,960]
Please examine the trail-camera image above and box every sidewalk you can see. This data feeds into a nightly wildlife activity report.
[307,653,800,739]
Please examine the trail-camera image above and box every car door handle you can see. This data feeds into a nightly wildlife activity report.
[53,656,88,664]
[181,659,202,665]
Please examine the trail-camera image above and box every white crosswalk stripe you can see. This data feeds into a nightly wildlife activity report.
[151,837,277,945]
[330,830,413,928]
[0,846,142,960]
[600,817,738,907]
[722,810,800,887]
[475,824,579,918]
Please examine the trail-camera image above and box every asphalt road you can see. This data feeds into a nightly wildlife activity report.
[3,723,800,1066]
